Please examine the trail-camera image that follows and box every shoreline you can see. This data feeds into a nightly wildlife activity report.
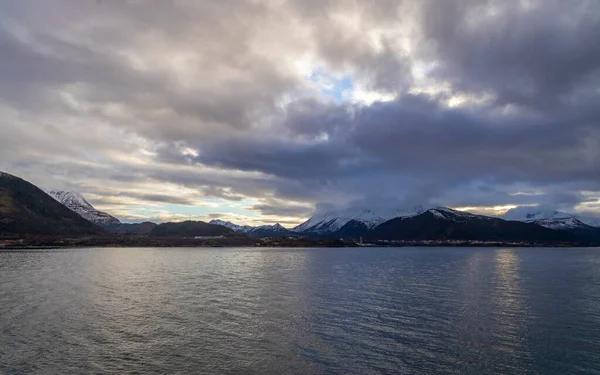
[1,241,596,250]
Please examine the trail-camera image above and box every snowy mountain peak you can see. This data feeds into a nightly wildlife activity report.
[208,219,253,233]
[503,207,572,221]
[208,219,229,226]
[256,223,286,231]
[531,217,589,230]
[293,205,428,234]
[503,207,600,229]
[48,190,121,226]
[209,219,293,238]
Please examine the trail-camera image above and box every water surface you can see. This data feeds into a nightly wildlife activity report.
[1,247,600,374]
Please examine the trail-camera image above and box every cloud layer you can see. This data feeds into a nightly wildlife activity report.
[1,0,599,224]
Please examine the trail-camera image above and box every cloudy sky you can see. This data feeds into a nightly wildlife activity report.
[1,0,600,225]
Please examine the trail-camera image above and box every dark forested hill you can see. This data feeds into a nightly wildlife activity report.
[149,220,233,237]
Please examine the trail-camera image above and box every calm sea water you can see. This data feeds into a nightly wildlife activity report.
[1,247,600,374]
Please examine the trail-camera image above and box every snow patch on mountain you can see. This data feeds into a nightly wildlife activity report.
[48,191,121,226]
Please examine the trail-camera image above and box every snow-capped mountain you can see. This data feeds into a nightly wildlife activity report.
[505,214,600,243]
[254,223,286,231]
[48,191,121,226]
[209,219,253,233]
[293,206,427,234]
[209,220,295,238]
[528,217,588,230]
[370,206,575,242]
[248,223,295,238]
[503,207,600,229]
[503,207,572,222]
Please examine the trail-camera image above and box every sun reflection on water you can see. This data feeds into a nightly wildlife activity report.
[492,249,531,360]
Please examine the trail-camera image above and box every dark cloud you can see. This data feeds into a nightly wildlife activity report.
[192,93,600,199]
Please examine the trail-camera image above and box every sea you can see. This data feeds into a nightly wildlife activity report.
[1,247,599,374]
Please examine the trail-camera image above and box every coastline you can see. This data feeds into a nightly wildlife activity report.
[1,235,594,250]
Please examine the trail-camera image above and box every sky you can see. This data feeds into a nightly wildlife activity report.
[1,0,600,226]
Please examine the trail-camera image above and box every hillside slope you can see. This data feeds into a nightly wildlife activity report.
[149,221,233,237]
[103,222,158,235]
[0,172,103,236]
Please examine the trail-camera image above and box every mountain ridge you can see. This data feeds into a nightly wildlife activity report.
[209,219,296,238]
[292,206,426,234]
[2,170,599,244]
[503,207,600,229]
[210,207,595,243]
[149,220,233,237]
[368,208,575,242]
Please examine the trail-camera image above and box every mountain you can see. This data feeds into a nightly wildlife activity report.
[527,218,600,243]
[503,207,600,236]
[0,172,103,236]
[368,207,575,242]
[503,207,573,222]
[502,207,600,243]
[103,222,158,235]
[577,216,600,228]
[48,191,121,226]
[521,217,588,230]
[292,205,587,242]
[209,219,253,233]
[503,207,600,228]
[209,219,296,238]
[332,219,371,238]
[149,220,233,237]
[247,223,296,238]
[293,206,426,235]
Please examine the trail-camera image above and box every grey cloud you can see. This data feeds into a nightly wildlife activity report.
[206,213,227,219]
[250,197,314,217]
[0,1,299,142]
[118,193,199,206]
[419,0,600,111]
[250,204,313,217]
